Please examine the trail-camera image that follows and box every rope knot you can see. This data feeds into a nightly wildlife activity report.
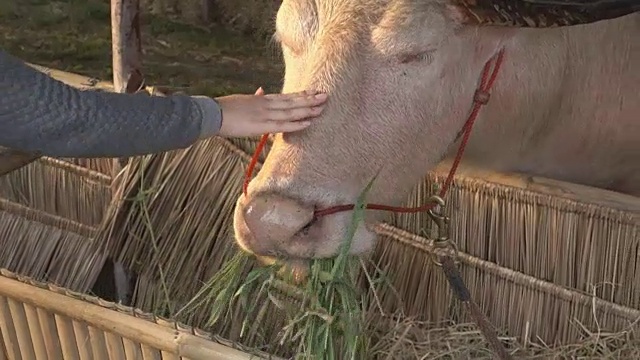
[473,89,490,105]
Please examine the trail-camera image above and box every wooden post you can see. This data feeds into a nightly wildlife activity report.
[201,0,212,23]
[111,0,145,172]
[110,0,143,94]
[108,0,144,305]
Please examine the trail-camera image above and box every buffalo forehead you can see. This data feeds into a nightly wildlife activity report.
[277,0,444,51]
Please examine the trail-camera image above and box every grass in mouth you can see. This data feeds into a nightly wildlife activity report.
[176,175,379,359]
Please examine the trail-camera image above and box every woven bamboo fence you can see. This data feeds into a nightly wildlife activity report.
[0,155,115,293]
[0,157,112,228]
[93,126,639,355]
[0,268,275,360]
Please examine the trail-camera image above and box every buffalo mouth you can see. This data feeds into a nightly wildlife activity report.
[254,255,311,285]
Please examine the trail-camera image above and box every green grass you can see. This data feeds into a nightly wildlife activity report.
[175,176,381,359]
[0,0,284,96]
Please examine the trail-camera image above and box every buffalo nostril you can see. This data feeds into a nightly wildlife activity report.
[242,194,315,250]
[299,217,317,235]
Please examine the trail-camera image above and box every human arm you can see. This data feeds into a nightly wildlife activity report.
[0,49,326,158]
[0,49,221,158]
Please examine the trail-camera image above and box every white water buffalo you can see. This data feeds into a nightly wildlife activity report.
[233,0,640,266]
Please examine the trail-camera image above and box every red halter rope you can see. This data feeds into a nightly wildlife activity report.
[243,48,506,217]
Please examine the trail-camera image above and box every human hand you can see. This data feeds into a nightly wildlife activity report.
[215,87,327,137]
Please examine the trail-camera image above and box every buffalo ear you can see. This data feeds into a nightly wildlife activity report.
[445,0,639,28]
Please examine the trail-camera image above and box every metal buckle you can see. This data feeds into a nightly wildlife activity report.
[426,195,459,267]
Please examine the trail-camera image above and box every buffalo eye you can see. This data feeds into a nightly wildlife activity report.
[399,50,434,64]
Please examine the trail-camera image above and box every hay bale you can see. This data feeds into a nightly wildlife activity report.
[62,158,115,176]
[0,269,274,360]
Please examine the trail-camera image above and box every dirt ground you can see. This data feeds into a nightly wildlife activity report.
[1,0,284,96]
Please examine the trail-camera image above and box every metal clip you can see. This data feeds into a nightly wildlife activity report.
[426,195,459,267]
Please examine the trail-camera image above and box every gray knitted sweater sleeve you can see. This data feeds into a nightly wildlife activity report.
[0,49,222,158]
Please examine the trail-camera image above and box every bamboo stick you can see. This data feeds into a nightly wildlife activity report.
[0,336,6,360]
[431,159,640,214]
[6,298,36,360]
[88,326,109,360]
[25,64,115,93]
[35,307,63,359]
[36,157,111,185]
[0,296,21,360]
[72,320,94,359]
[0,199,97,239]
[0,275,262,360]
[22,303,48,360]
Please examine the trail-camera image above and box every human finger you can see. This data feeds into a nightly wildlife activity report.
[264,89,317,100]
[267,93,328,110]
[264,119,313,134]
[255,87,265,96]
[266,105,325,122]
[264,89,326,106]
